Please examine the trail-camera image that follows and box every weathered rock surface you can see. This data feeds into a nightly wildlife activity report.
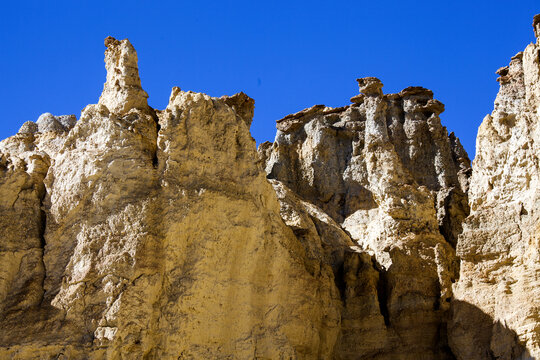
[0,38,343,359]
[1,14,540,358]
[449,18,540,360]
[99,37,149,115]
[260,77,469,359]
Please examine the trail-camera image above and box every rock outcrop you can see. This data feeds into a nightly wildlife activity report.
[449,17,540,360]
[0,14,539,359]
[98,37,149,115]
[0,38,343,359]
[260,77,470,359]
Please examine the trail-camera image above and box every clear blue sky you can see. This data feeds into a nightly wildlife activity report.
[0,1,538,158]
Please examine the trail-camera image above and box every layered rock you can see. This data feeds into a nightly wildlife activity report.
[449,18,540,359]
[260,77,470,358]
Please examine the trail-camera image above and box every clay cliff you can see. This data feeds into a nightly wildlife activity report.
[0,16,538,360]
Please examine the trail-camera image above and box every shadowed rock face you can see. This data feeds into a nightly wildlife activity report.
[0,15,539,359]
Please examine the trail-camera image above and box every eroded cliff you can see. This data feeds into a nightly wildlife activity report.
[0,15,538,360]
[259,75,470,359]
[449,16,540,360]
[0,37,344,359]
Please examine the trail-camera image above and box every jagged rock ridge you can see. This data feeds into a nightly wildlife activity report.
[0,14,539,359]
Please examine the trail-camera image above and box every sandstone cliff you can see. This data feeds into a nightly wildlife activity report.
[0,16,538,360]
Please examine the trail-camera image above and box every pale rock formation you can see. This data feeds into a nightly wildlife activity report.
[98,37,149,115]
[449,18,540,360]
[0,37,344,359]
[260,78,470,358]
[18,121,38,134]
[18,113,77,135]
[36,113,77,133]
[1,14,540,358]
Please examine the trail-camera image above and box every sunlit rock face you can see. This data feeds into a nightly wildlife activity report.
[98,36,149,115]
[260,77,470,359]
[0,37,343,359]
[0,14,539,359]
[449,17,540,360]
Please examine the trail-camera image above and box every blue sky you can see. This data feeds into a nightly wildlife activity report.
[0,1,538,158]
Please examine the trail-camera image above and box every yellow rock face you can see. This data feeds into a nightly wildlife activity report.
[261,79,467,359]
[1,17,539,358]
[449,21,540,360]
[0,37,342,359]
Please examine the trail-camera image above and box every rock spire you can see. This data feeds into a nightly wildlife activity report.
[98,36,149,114]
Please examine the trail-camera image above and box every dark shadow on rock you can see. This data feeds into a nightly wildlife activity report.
[449,300,534,360]
[0,304,90,348]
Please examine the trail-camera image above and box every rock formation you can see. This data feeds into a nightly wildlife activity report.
[0,37,343,359]
[259,77,469,359]
[449,16,540,360]
[0,14,539,360]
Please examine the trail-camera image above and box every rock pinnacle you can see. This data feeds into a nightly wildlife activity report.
[98,36,149,114]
